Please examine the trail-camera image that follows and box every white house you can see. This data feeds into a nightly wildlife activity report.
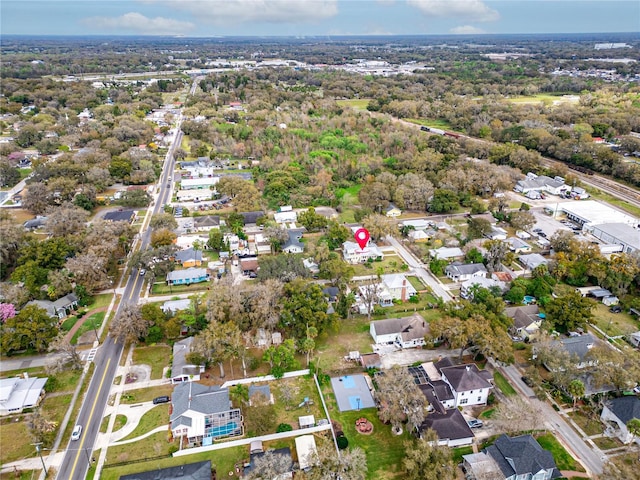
[429,247,464,260]
[170,382,242,443]
[629,331,640,348]
[274,206,297,224]
[401,219,432,230]
[171,337,205,384]
[282,230,304,254]
[177,189,215,202]
[180,177,219,190]
[601,396,640,444]
[380,273,417,301]
[445,262,487,282]
[0,375,48,416]
[369,313,429,349]
[506,237,532,254]
[439,363,493,407]
[515,173,569,196]
[342,241,383,264]
[485,227,508,241]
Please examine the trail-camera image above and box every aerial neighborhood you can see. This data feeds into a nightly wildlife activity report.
[1,31,640,480]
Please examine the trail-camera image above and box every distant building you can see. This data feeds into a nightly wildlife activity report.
[514,173,569,196]
[429,246,464,260]
[586,223,640,254]
[103,210,136,223]
[166,267,209,285]
[119,460,212,480]
[26,293,79,319]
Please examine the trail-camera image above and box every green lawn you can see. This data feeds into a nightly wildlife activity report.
[120,385,174,404]
[120,405,169,441]
[151,281,211,295]
[0,420,34,464]
[48,369,83,393]
[451,445,473,464]
[105,431,172,466]
[593,436,621,450]
[60,316,79,332]
[71,312,105,344]
[336,99,371,111]
[567,411,604,436]
[506,94,577,105]
[132,345,171,379]
[536,433,585,472]
[350,257,407,277]
[101,445,246,480]
[406,275,425,292]
[479,407,496,419]
[591,304,638,338]
[406,118,454,130]
[493,371,517,396]
[90,293,115,309]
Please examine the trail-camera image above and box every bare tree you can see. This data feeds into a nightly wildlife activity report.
[302,442,367,480]
[492,397,547,434]
[45,203,89,237]
[375,366,428,433]
[46,334,83,373]
[245,450,293,480]
[403,429,456,480]
[26,409,58,448]
[109,303,149,344]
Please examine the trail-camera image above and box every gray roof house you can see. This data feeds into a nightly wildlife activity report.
[171,337,205,384]
[166,267,209,285]
[174,247,204,266]
[464,434,561,480]
[445,262,487,282]
[419,407,474,447]
[26,293,79,319]
[369,313,430,349]
[282,229,304,254]
[519,253,549,271]
[193,215,220,232]
[23,216,47,230]
[119,460,212,480]
[505,305,544,339]
[601,396,640,444]
[439,363,493,408]
[170,382,242,443]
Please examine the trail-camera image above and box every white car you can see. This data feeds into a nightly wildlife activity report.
[71,424,82,441]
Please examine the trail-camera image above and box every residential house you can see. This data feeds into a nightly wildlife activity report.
[445,262,487,282]
[244,448,293,480]
[342,241,383,264]
[418,407,474,447]
[369,313,429,349]
[460,276,506,300]
[176,189,214,202]
[401,219,432,231]
[224,233,241,252]
[166,268,209,286]
[240,257,258,275]
[438,361,493,407]
[103,210,136,223]
[470,213,497,226]
[429,246,464,261]
[23,216,47,231]
[519,253,549,271]
[384,203,402,217]
[360,353,382,370]
[303,258,319,274]
[463,434,561,480]
[407,229,431,242]
[322,287,340,303]
[170,382,242,444]
[26,293,79,320]
[193,215,221,232]
[119,461,212,480]
[175,234,209,250]
[601,396,640,444]
[380,274,417,302]
[274,206,297,224]
[515,172,569,196]
[0,375,48,416]
[485,227,508,241]
[628,331,640,348]
[505,305,544,339]
[175,248,204,268]
[548,334,596,370]
[282,230,304,254]
[171,337,205,384]
[253,233,272,255]
[240,211,265,226]
[506,237,532,254]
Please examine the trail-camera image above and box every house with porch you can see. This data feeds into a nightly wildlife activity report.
[445,262,487,282]
[601,396,640,444]
[369,313,429,349]
[170,382,242,445]
[505,305,544,339]
[166,268,209,286]
[171,337,205,384]
[174,247,204,268]
[282,229,304,254]
[342,241,383,264]
[26,293,79,320]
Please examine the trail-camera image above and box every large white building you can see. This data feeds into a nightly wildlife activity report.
[586,223,640,254]
[554,200,639,228]
[342,241,383,264]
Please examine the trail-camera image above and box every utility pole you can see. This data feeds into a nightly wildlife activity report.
[32,443,47,476]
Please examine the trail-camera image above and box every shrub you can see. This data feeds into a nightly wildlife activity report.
[337,435,349,450]
[276,423,293,433]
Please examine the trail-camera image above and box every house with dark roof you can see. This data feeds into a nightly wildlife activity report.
[26,293,79,320]
[418,407,474,447]
[119,460,212,480]
[240,211,265,226]
[174,247,204,267]
[23,216,48,231]
[193,215,220,232]
[439,363,493,407]
[170,382,242,444]
[282,229,304,254]
[601,396,640,444]
[322,287,340,303]
[369,313,429,349]
[464,434,561,480]
[445,262,487,282]
[103,209,136,223]
[384,203,402,218]
[505,305,544,339]
[248,385,273,405]
[171,337,205,384]
[550,334,596,369]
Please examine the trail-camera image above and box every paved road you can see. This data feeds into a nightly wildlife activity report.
[56,87,186,480]
[385,235,453,302]
[499,364,604,476]
[0,352,62,373]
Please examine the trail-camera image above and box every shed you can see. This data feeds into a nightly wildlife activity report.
[602,296,619,306]
[250,440,264,454]
[295,435,318,471]
[298,415,315,429]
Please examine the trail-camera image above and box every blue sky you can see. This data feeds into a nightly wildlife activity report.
[1,1,639,36]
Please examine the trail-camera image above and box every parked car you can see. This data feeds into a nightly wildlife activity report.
[467,419,483,429]
[609,305,622,313]
[153,396,170,404]
[521,376,534,387]
[71,424,83,441]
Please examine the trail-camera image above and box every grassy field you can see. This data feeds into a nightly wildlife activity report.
[100,445,246,480]
[0,420,34,464]
[350,257,407,277]
[336,99,371,111]
[71,312,105,344]
[105,431,172,466]
[506,94,579,105]
[406,275,425,291]
[567,410,604,436]
[591,304,638,338]
[586,186,640,218]
[120,405,169,441]
[100,414,127,434]
[493,371,517,396]
[405,118,455,130]
[120,385,174,404]
[132,345,171,379]
[536,433,585,471]
[151,281,211,295]
[316,317,374,372]
[451,445,473,464]
[60,316,79,332]
[593,436,621,450]
[91,293,115,309]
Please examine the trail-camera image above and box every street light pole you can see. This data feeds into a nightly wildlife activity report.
[33,443,47,476]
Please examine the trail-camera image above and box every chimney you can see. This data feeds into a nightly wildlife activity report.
[466,365,471,372]
[23,372,29,379]
[401,279,407,302]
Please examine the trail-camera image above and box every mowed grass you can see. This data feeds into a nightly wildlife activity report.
[120,385,174,404]
[506,94,579,105]
[536,433,585,471]
[406,118,454,130]
[586,187,640,218]
[105,431,171,466]
[132,345,171,379]
[71,312,105,344]
[0,420,34,463]
[120,405,169,441]
[567,410,604,436]
[591,304,638,338]
[493,371,517,396]
[336,99,371,110]
[100,445,245,480]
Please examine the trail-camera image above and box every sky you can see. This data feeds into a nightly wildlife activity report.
[1,0,639,37]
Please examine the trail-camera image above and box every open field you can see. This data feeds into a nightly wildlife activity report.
[120,385,174,404]
[536,433,585,472]
[120,405,169,441]
[105,431,172,466]
[0,420,34,464]
[71,312,105,344]
[568,410,604,436]
[132,345,171,379]
[406,118,455,130]
[506,94,579,105]
[336,99,371,110]
[591,304,638,338]
[350,256,407,277]
[151,281,211,295]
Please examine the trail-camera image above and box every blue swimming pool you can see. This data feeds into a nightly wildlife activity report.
[207,421,239,438]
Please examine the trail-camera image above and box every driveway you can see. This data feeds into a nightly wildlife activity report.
[380,347,462,369]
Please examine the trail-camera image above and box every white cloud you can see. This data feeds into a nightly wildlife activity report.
[144,0,339,25]
[83,12,194,35]
[407,0,499,22]
[450,25,486,34]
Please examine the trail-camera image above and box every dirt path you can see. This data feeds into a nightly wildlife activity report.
[64,306,109,344]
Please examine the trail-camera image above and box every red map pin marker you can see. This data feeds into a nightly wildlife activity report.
[354,228,370,250]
